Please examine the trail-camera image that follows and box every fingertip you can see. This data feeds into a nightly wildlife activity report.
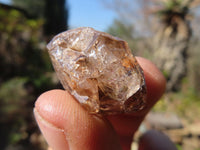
[34,108,69,150]
[34,89,122,150]
[34,89,75,129]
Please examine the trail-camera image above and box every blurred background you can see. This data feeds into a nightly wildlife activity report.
[0,0,200,149]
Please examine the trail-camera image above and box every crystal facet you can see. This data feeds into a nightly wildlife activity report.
[47,27,146,114]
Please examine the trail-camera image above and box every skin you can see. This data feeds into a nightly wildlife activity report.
[34,57,169,150]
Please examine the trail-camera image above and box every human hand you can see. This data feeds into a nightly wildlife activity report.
[34,57,166,150]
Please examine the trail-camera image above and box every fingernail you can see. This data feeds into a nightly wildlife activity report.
[34,108,69,150]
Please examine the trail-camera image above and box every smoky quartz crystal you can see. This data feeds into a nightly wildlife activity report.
[47,27,146,114]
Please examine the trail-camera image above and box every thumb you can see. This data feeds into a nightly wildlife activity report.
[34,90,122,150]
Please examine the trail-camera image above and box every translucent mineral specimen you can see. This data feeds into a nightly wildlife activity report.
[47,27,146,114]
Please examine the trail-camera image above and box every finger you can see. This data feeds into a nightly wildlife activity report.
[34,89,122,150]
[138,130,177,150]
[106,57,166,150]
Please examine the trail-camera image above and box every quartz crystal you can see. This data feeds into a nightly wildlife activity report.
[47,27,146,114]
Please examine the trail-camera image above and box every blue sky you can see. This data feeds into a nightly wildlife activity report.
[1,0,117,31]
[68,0,116,31]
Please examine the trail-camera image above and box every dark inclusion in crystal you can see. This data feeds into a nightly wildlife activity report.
[47,27,146,114]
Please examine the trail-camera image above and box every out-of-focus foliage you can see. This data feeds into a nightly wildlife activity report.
[187,37,200,95]
[0,3,62,149]
[0,6,53,89]
[153,77,200,123]
[12,0,45,18]
[106,19,137,51]
[12,0,69,36]
[151,0,192,91]
[107,19,153,58]
[0,78,31,145]
[107,19,134,40]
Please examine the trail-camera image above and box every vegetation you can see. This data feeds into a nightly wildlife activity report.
[12,0,68,35]
[12,0,45,18]
[0,1,67,149]
[154,79,200,123]
[106,19,154,59]
[151,0,195,91]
